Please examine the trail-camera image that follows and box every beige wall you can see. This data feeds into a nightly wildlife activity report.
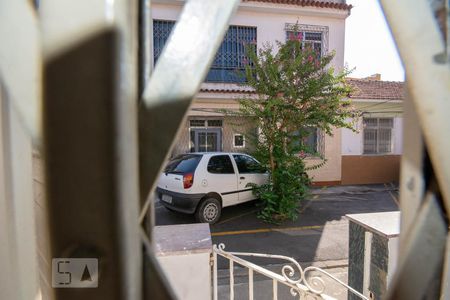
[172,98,343,183]
[222,117,255,153]
[173,119,190,155]
[306,127,342,183]
[172,114,255,156]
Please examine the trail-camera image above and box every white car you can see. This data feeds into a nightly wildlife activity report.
[156,152,269,224]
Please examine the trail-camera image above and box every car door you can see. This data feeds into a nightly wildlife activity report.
[232,154,269,203]
[204,154,239,207]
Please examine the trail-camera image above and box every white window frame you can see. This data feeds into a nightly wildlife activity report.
[233,134,245,148]
[363,117,394,154]
[284,23,329,56]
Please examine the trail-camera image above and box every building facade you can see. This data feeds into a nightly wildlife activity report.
[152,0,351,184]
[152,1,403,185]
[342,77,404,185]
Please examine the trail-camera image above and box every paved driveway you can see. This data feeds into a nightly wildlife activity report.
[155,184,399,269]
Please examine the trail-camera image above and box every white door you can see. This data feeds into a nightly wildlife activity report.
[191,128,221,152]
[202,154,239,207]
[232,154,269,203]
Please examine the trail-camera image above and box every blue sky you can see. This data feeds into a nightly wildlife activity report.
[344,0,405,81]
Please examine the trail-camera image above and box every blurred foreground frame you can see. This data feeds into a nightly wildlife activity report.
[380,0,450,299]
[1,0,450,299]
[1,0,238,299]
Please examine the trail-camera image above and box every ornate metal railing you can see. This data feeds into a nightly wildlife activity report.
[213,244,368,300]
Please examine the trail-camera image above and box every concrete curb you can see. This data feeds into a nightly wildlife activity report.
[311,185,398,195]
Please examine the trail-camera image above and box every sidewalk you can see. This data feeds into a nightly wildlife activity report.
[311,183,398,196]
[217,260,350,300]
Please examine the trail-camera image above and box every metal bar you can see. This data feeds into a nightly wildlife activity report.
[0,0,42,145]
[219,251,286,283]
[215,243,368,299]
[0,2,40,299]
[273,279,278,300]
[110,0,142,298]
[440,235,450,298]
[397,86,425,252]
[213,250,218,300]
[0,80,39,300]
[386,192,447,299]
[40,0,113,60]
[43,29,129,300]
[249,268,254,300]
[138,0,153,96]
[379,0,450,209]
[230,260,234,300]
[40,0,147,298]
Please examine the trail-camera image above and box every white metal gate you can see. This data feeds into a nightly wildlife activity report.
[212,244,367,300]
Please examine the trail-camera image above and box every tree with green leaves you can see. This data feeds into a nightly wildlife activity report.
[234,31,357,223]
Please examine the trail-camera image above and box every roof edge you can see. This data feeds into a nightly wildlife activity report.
[242,0,352,11]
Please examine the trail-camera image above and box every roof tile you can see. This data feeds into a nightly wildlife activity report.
[242,0,352,10]
[346,79,404,100]
[200,78,405,101]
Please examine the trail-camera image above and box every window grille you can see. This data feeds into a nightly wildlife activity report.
[363,118,393,154]
[153,20,175,63]
[304,128,318,152]
[189,120,206,127]
[207,120,223,127]
[286,30,323,57]
[285,23,329,57]
[207,25,257,83]
[189,119,223,127]
[292,128,319,155]
[153,20,256,83]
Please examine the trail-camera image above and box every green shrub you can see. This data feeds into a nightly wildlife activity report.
[228,25,357,223]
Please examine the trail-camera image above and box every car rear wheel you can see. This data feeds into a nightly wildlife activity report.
[195,198,221,224]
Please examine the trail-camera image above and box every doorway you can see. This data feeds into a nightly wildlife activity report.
[190,128,222,152]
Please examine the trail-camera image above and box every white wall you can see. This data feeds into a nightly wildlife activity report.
[393,117,403,154]
[342,117,363,155]
[342,116,403,155]
[152,2,348,70]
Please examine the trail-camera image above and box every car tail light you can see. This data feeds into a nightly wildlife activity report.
[183,173,194,189]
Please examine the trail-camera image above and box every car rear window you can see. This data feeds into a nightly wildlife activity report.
[164,154,202,174]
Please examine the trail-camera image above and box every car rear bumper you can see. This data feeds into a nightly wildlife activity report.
[156,187,205,214]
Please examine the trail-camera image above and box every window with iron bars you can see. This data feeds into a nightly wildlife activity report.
[285,30,323,57]
[363,118,394,154]
[153,20,257,83]
[189,119,223,128]
[291,128,320,156]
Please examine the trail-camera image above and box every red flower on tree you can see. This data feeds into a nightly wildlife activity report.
[288,32,303,41]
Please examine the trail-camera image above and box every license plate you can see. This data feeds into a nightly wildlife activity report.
[161,194,172,204]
